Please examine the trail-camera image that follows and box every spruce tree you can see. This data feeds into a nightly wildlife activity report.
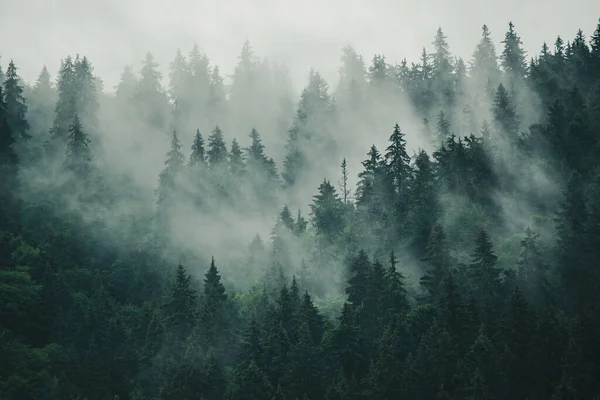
[3,60,30,140]
[309,179,345,240]
[64,115,92,178]
[492,83,519,137]
[517,226,550,306]
[207,125,228,170]
[164,264,198,330]
[470,24,501,90]
[0,83,18,231]
[384,123,412,196]
[229,138,245,176]
[189,129,206,167]
[201,257,228,333]
[501,22,528,84]
[420,223,451,302]
[346,250,371,310]
[135,52,169,129]
[51,56,77,143]
[156,131,184,209]
[467,229,502,303]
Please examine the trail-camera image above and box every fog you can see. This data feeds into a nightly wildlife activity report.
[3,0,599,91]
[2,0,599,300]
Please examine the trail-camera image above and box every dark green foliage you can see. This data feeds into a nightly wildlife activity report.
[466,229,503,302]
[2,18,600,400]
[64,115,92,178]
[3,60,30,140]
[207,125,228,169]
[189,129,206,167]
[310,179,345,240]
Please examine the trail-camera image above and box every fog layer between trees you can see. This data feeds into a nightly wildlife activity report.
[2,18,600,399]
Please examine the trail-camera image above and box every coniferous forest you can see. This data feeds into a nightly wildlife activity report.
[2,18,600,400]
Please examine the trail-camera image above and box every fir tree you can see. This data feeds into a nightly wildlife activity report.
[207,125,228,170]
[200,257,228,331]
[470,24,501,90]
[3,60,30,140]
[64,115,92,178]
[467,229,502,303]
[156,131,184,209]
[189,129,206,167]
[229,138,245,177]
[384,123,412,196]
[501,22,528,81]
[339,158,350,205]
[51,56,77,143]
[309,179,345,240]
[436,110,451,143]
[492,83,519,137]
[164,264,198,329]
[420,223,451,302]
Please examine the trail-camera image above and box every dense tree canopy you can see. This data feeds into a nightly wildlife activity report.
[2,17,600,400]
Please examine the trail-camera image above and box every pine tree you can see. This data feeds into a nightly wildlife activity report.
[207,125,228,170]
[73,56,98,130]
[409,150,439,258]
[114,65,137,102]
[294,210,308,236]
[339,158,350,205]
[492,83,519,137]
[467,229,502,302]
[200,257,228,333]
[164,264,198,329]
[470,24,501,90]
[3,60,30,140]
[501,22,528,82]
[384,123,412,196]
[135,53,169,129]
[229,138,245,177]
[0,83,19,231]
[436,110,451,143]
[456,333,501,399]
[156,131,184,209]
[208,66,227,124]
[64,115,92,178]
[51,56,77,143]
[384,251,408,317]
[368,54,389,86]
[309,179,345,240]
[431,27,455,105]
[189,129,206,167]
[346,250,371,310]
[517,226,550,306]
[420,223,451,302]
[279,205,295,231]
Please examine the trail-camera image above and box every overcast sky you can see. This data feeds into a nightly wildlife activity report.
[1,0,599,93]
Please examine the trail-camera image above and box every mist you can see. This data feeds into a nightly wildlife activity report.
[2,3,600,399]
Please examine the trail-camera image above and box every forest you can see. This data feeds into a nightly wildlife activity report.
[1,17,600,400]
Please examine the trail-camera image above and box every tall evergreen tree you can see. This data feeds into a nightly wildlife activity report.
[309,179,345,240]
[64,115,92,178]
[467,229,503,302]
[501,22,528,84]
[134,53,169,129]
[229,138,245,177]
[420,223,452,302]
[189,129,206,167]
[156,131,185,209]
[207,125,228,170]
[384,123,412,196]
[470,24,501,91]
[3,60,30,140]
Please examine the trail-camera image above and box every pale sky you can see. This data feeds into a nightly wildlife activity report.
[1,0,599,92]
